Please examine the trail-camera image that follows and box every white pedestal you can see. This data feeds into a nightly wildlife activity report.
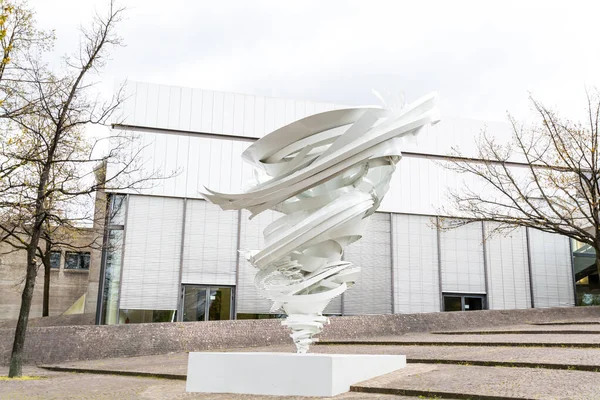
[186,352,406,397]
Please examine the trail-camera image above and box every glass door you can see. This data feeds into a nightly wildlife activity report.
[181,285,233,322]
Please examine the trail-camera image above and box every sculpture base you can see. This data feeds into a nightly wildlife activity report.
[186,352,406,397]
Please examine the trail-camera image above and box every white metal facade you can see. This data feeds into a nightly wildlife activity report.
[104,81,576,320]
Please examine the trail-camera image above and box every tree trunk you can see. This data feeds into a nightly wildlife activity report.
[8,246,39,377]
[9,164,51,377]
[42,240,51,317]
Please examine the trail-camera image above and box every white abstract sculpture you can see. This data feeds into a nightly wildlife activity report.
[205,92,440,353]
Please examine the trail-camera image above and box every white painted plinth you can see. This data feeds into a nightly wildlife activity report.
[186,352,406,397]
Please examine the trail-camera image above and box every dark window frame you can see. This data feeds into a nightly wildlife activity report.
[442,293,487,312]
[49,251,61,269]
[65,251,91,270]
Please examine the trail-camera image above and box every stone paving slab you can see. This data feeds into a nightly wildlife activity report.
[351,363,600,399]
[530,320,600,326]
[0,367,421,399]
[313,344,600,372]
[433,329,600,335]
[34,344,600,399]
[321,332,600,347]
[433,323,600,334]
[41,342,600,378]
[42,352,190,379]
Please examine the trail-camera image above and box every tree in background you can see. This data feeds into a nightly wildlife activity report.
[440,91,600,275]
[0,0,154,377]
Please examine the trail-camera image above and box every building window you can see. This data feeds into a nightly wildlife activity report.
[101,230,124,324]
[108,194,126,226]
[50,251,61,269]
[442,293,486,312]
[65,252,90,270]
[118,309,176,324]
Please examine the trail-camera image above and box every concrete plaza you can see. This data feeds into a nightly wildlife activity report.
[4,319,600,399]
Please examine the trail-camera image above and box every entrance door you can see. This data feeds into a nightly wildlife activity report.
[443,293,486,312]
[181,285,233,322]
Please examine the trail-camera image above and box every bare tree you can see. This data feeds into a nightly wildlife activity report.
[0,0,53,118]
[0,0,151,378]
[440,91,600,274]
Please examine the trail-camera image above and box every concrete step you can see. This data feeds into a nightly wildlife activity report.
[320,340,600,348]
[432,323,600,333]
[351,363,600,400]
[432,330,600,335]
[311,344,600,372]
[319,332,600,348]
[531,321,600,326]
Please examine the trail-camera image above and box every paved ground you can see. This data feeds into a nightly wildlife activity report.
[352,364,600,399]
[4,319,600,399]
[0,367,431,400]
[431,323,600,334]
[43,343,600,377]
[322,330,600,347]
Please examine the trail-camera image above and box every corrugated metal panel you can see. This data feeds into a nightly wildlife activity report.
[112,133,251,199]
[236,210,281,314]
[528,228,574,308]
[120,195,183,310]
[182,200,239,286]
[105,129,496,216]
[393,214,440,313]
[168,86,181,130]
[117,81,351,139]
[145,83,159,127]
[323,292,342,315]
[114,82,505,216]
[485,224,531,310]
[119,81,137,125]
[212,91,224,133]
[379,156,489,216]
[343,212,393,315]
[201,91,214,133]
[440,221,486,293]
[133,82,148,126]
[190,88,203,132]
[118,81,514,159]
[179,87,192,131]
[156,85,170,128]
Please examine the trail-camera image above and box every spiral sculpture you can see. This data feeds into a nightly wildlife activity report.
[204,92,440,353]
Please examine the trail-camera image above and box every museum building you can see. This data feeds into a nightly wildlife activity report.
[96,81,581,325]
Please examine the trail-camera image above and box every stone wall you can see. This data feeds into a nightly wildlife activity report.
[0,313,95,329]
[0,229,100,321]
[321,306,600,339]
[1,306,599,366]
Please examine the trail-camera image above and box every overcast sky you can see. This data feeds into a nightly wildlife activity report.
[30,0,600,123]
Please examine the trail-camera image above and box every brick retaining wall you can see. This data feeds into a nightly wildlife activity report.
[322,306,600,339]
[1,306,599,366]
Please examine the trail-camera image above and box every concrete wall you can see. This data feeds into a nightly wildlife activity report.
[1,306,598,366]
[0,313,95,329]
[0,228,100,321]
[84,190,108,316]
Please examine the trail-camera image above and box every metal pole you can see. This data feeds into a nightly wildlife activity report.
[95,193,112,325]
[234,209,242,319]
[115,194,130,324]
[525,227,535,308]
[569,238,577,306]
[436,216,444,311]
[389,213,396,314]
[176,198,188,322]
[481,221,490,309]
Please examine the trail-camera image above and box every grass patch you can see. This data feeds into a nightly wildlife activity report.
[0,376,46,381]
